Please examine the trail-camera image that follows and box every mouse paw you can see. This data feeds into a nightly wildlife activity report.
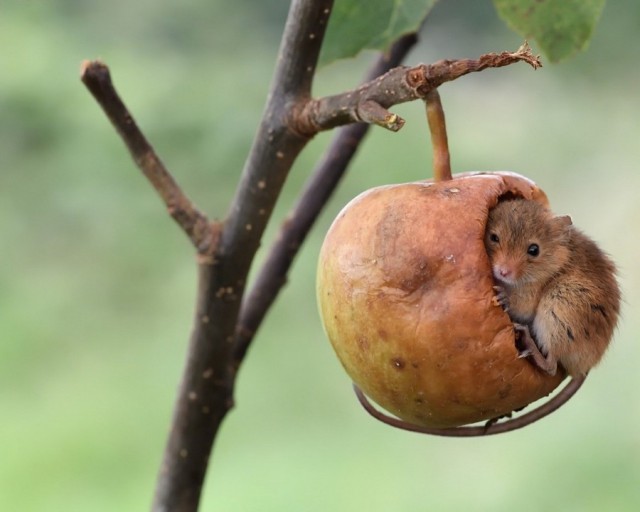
[513,323,558,376]
[492,285,510,312]
[514,324,532,357]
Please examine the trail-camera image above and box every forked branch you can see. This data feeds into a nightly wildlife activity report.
[235,32,420,363]
[294,42,541,134]
[80,60,216,254]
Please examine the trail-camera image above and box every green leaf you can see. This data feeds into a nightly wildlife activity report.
[493,0,606,62]
[319,0,438,67]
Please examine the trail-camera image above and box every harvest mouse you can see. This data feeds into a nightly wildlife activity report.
[484,198,620,377]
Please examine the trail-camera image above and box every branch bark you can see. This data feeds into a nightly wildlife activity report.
[150,1,333,511]
[234,32,419,363]
[80,60,215,253]
[294,42,541,134]
[218,0,332,277]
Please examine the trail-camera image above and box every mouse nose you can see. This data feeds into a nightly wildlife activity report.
[499,267,511,278]
[494,265,513,282]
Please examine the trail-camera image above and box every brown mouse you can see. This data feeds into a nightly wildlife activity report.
[484,198,620,377]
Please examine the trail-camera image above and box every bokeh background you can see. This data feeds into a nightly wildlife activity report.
[1,1,639,510]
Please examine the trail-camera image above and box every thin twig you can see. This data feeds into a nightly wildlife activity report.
[80,60,214,253]
[354,375,585,437]
[234,32,420,363]
[295,41,541,134]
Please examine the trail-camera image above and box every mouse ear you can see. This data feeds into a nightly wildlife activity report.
[554,215,572,228]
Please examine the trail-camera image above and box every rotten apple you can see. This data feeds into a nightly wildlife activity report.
[316,171,565,428]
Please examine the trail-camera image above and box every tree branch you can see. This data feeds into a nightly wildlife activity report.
[234,32,419,364]
[150,1,334,511]
[294,42,541,134]
[80,60,215,253]
[218,0,333,279]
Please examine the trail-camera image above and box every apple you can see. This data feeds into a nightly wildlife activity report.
[317,171,565,428]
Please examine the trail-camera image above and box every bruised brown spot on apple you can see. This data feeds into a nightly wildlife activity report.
[453,339,467,351]
[392,357,406,370]
[357,336,370,351]
[317,171,565,428]
[399,255,433,293]
[498,385,512,399]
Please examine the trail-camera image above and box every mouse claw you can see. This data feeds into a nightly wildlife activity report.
[492,285,510,311]
[517,349,532,359]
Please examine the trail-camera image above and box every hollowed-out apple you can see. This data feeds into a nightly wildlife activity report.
[317,171,565,428]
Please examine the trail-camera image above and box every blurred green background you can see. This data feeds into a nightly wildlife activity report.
[1,1,639,511]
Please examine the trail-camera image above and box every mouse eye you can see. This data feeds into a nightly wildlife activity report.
[527,243,540,257]
[489,233,499,243]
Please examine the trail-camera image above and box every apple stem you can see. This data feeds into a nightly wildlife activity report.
[425,89,452,182]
